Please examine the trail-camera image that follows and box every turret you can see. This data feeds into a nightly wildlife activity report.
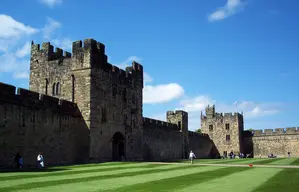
[167,110,189,158]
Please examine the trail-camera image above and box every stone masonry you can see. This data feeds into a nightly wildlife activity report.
[0,38,213,167]
[201,105,299,158]
[201,105,244,157]
[1,38,297,168]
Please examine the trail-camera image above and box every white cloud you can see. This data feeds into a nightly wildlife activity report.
[144,72,153,84]
[42,17,61,39]
[173,96,281,130]
[208,0,247,22]
[15,42,31,58]
[13,71,29,79]
[179,95,215,112]
[0,14,38,39]
[38,0,62,8]
[52,37,73,50]
[143,83,184,104]
[0,53,30,79]
[116,56,153,84]
[117,56,142,69]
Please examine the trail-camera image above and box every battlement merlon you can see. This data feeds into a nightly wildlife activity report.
[0,82,81,116]
[252,127,299,136]
[31,41,72,61]
[166,110,188,117]
[143,117,180,131]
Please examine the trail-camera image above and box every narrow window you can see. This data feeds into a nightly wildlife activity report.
[45,78,49,95]
[225,123,230,130]
[123,88,127,102]
[209,125,213,131]
[71,75,75,102]
[112,86,117,97]
[226,135,231,141]
[132,93,135,104]
[52,83,56,96]
[56,82,60,96]
[178,121,181,129]
[101,108,107,123]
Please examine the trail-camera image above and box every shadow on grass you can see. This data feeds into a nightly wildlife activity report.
[0,167,70,173]
[252,168,299,192]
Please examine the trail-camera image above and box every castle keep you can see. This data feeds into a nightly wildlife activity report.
[0,38,298,167]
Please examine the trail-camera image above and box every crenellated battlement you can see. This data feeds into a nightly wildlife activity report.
[108,61,143,86]
[201,112,242,121]
[167,110,188,117]
[31,41,72,61]
[143,117,180,131]
[0,82,80,116]
[188,131,209,137]
[252,127,299,136]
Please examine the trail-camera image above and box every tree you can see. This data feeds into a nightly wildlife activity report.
[195,128,201,133]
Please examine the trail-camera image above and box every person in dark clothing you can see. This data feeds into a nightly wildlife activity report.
[14,153,21,168]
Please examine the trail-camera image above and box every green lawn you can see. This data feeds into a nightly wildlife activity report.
[0,158,298,192]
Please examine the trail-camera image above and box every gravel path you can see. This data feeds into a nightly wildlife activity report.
[151,162,299,169]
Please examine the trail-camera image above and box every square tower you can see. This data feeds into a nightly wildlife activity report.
[167,110,189,158]
[201,105,244,156]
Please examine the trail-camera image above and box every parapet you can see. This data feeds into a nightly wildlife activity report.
[31,41,72,61]
[167,110,188,116]
[0,82,80,116]
[223,112,242,118]
[143,117,180,131]
[188,131,209,138]
[108,61,143,87]
[71,38,143,87]
[252,127,299,136]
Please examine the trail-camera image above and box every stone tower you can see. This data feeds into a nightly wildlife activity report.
[167,110,189,158]
[201,105,244,156]
[29,38,144,162]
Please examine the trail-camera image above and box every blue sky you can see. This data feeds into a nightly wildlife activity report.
[0,0,298,131]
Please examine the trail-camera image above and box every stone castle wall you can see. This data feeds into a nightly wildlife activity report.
[188,131,215,158]
[142,117,183,161]
[251,128,299,157]
[142,117,213,161]
[0,83,89,168]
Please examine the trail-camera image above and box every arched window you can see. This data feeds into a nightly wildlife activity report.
[56,82,60,96]
[71,75,75,102]
[45,78,49,95]
[52,83,56,96]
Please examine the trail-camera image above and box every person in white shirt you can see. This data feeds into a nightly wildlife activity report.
[189,150,196,164]
[37,152,44,168]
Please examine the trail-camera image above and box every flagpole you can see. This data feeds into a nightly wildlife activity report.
[234,101,238,113]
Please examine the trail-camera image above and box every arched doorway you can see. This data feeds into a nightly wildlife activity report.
[112,132,125,161]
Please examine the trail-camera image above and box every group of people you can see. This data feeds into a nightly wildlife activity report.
[13,152,45,169]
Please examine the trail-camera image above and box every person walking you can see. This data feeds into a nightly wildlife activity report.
[37,152,44,168]
[189,150,196,164]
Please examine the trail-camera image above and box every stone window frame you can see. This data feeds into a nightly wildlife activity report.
[101,107,107,123]
[225,123,230,131]
[52,83,56,96]
[56,82,61,96]
[209,124,213,132]
[45,78,49,95]
[226,135,231,141]
[71,75,75,102]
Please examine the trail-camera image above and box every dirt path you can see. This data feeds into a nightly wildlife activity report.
[151,162,299,169]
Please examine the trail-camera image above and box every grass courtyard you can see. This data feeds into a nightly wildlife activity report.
[1,158,299,192]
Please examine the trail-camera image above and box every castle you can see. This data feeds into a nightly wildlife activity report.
[201,105,299,158]
[0,38,298,167]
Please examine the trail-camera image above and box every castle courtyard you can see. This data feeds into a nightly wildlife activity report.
[0,158,299,192]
